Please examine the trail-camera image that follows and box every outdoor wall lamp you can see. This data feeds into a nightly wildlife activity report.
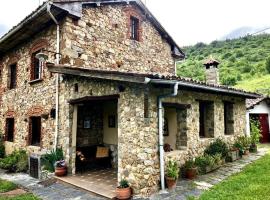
[35,49,62,62]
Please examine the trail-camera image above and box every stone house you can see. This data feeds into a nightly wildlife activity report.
[0,0,259,198]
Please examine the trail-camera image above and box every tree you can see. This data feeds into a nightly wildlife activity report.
[265,57,270,73]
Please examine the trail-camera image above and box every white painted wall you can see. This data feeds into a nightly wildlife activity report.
[246,101,270,136]
[164,108,177,150]
[103,102,118,145]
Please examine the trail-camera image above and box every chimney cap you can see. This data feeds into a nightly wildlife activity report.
[203,58,220,66]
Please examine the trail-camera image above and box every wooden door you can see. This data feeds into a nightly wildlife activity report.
[259,114,270,143]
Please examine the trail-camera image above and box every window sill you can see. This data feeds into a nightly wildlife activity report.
[165,150,187,156]
[200,137,215,140]
[5,141,14,143]
[29,79,43,85]
[225,134,234,136]
[28,144,41,148]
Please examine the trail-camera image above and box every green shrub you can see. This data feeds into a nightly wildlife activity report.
[0,179,17,193]
[234,136,251,155]
[0,150,28,172]
[166,160,179,180]
[204,138,229,158]
[184,159,196,170]
[250,120,261,145]
[265,57,270,73]
[195,155,212,174]
[41,148,64,172]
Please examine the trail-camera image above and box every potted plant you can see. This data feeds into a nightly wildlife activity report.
[54,160,67,177]
[116,179,131,200]
[165,160,179,189]
[184,159,197,179]
[41,148,67,177]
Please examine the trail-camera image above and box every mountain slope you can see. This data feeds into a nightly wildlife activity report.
[177,34,270,94]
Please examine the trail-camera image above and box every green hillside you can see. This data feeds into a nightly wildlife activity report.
[177,34,270,94]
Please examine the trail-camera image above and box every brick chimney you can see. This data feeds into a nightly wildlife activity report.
[203,57,220,85]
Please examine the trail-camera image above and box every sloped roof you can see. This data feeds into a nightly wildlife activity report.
[0,1,81,57]
[246,97,270,109]
[47,63,261,99]
[0,0,184,58]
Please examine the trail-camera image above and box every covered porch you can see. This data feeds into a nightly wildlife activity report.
[64,95,119,199]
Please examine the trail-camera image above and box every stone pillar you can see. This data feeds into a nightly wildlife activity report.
[176,109,188,149]
[71,105,78,175]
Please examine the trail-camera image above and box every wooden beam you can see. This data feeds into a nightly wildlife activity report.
[47,65,147,84]
[69,94,120,104]
[163,102,191,109]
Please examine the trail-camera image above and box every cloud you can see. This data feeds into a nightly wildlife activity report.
[0,24,8,37]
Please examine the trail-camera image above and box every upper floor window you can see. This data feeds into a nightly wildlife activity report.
[5,118,14,142]
[130,16,139,41]
[31,50,42,81]
[8,63,17,89]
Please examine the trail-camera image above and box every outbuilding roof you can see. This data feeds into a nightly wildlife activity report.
[246,97,270,109]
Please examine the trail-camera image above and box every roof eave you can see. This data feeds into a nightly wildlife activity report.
[47,64,260,99]
[149,79,261,99]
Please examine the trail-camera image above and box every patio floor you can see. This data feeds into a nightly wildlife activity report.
[57,169,117,199]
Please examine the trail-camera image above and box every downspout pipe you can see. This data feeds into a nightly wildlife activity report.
[157,82,179,192]
[47,3,60,151]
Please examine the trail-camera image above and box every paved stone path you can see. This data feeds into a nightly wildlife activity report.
[0,170,105,200]
[148,147,269,200]
[0,147,268,200]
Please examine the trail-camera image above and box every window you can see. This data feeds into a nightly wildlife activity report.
[199,101,214,138]
[130,16,139,41]
[8,64,17,89]
[224,102,234,135]
[29,116,41,146]
[5,118,14,142]
[31,51,42,81]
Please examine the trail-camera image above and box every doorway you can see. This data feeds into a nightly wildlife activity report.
[250,114,270,143]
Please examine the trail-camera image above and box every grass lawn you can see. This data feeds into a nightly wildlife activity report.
[0,179,17,193]
[0,194,39,200]
[0,179,39,200]
[199,151,270,200]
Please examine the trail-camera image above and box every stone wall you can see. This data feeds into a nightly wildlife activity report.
[77,104,103,147]
[58,76,247,197]
[60,4,176,75]
[0,22,62,154]
[0,2,177,155]
[163,90,246,168]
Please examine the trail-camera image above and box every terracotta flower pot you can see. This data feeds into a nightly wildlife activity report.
[116,187,131,200]
[55,166,67,177]
[165,177,177,189]
[186,168,197,179]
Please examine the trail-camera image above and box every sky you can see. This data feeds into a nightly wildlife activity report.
[0,0,270,46]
